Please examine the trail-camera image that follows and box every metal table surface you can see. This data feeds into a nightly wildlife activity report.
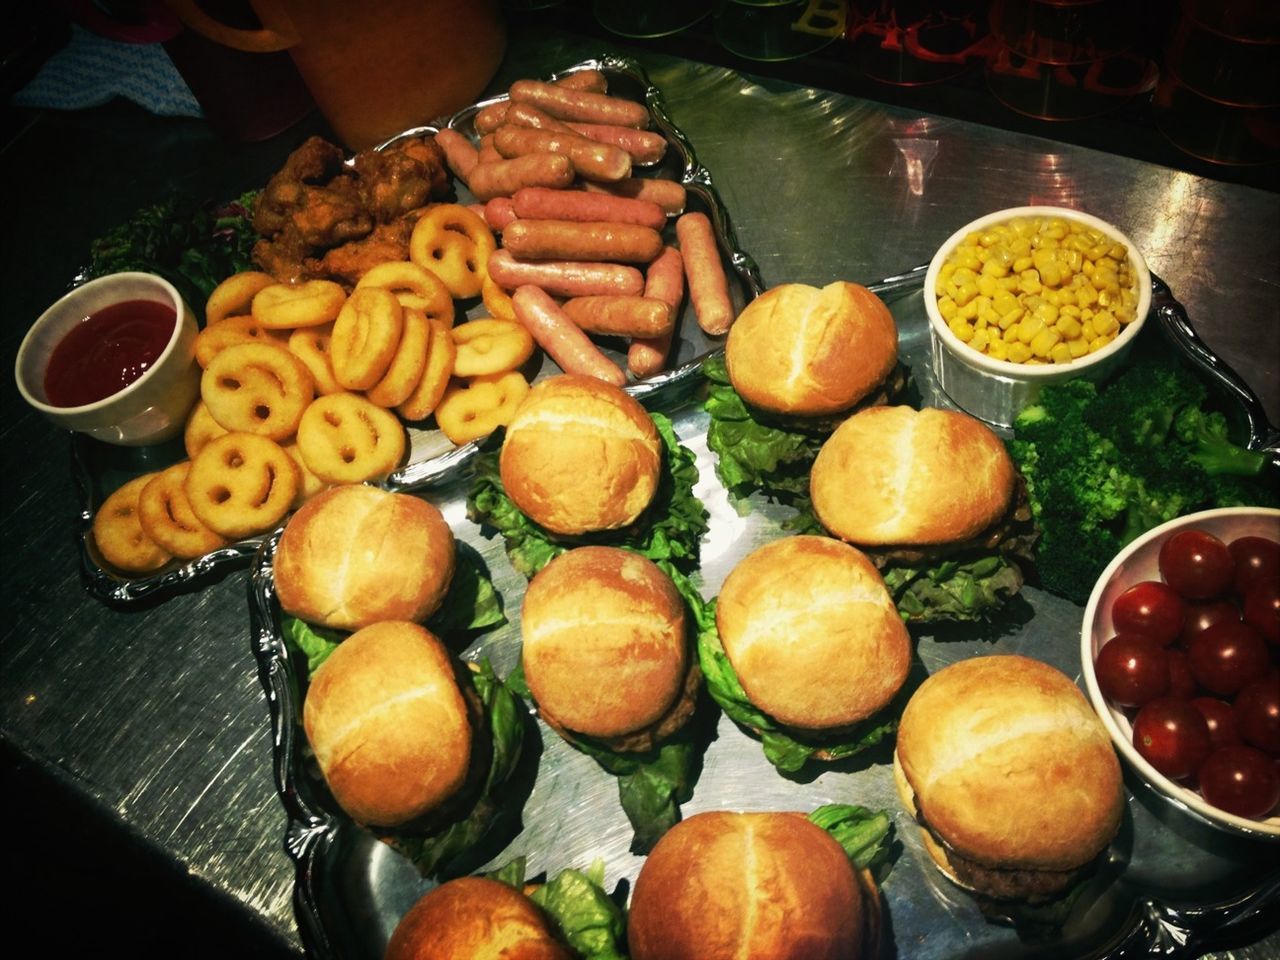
[2,22,1277,958]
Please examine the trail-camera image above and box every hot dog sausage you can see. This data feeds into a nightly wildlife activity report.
[503,220,664,264]
[509,79,650,129]
[567,123,667,165]
[504,102,572,132]
[493,125,631,183]
[554,69,608,93]
[488,250,645,298]
[512,285,626,386]
[434,128,480,183]
[476,133,503,165]
[474,101,509,135]
[512,187,666,231]
[581,177,686,216]
[468,154,575,202]
[563,296,674,338]
[629,246,684,377]
[483,197,519,231]
[676,212,735,335]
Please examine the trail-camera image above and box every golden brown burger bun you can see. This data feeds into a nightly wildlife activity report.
[725,281,898,416]
[895,655,1123,874]
[303,621,471,828]
[810,405,1015,546]
[521,546,687,739]
[274,485,455,632]
[385,876,571,960]
[628,811,866,960]
[716,536,910,730]
[499,374,661,536]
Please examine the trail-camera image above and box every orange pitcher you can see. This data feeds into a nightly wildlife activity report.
[164,0,506,150]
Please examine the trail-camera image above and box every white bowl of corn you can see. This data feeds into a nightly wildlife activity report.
[923,206,1151,428]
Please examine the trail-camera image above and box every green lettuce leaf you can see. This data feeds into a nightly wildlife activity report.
[394,659,525,878]
[881,553,1025,623]
[695,597,897,774]
[425,543,506,635]
[808,804,895,876]
[490,858,627,960]
[529,861,628,960]
[86,192,259,320]
[466,411,709,579]
[702,354,824,513]
[281,615,343,674]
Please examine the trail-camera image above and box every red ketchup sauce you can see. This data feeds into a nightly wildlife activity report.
[43,299,177,407]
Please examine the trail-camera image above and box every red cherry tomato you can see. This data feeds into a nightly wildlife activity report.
[1179,599,1241,649]
[1095,634,1170,707]
[1159,529,1235,600]
[1111,581,1185,646]
[1133,698,1212,780]
[1197,744,1280,819]
[1166,649,1197,700]
[1243,582,1280,645]
[1228,536,1280,596]
[1234,673,1280,755]
[1187,621,1270,697]
[1190,697,1241,749]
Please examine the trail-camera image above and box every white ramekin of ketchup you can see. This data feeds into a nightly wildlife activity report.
[15,272,199,446]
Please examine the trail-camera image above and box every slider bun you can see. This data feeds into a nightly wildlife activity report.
[499,374,661,536]
[521,546,686,739]
[725,281,898,416]
[810,405,1015,546]
[303,621,471,827]
[385,876,571,960]
[628,810,865,960]
[895,655,1123,873]
[716,536,909,730]
[275,485,455,631]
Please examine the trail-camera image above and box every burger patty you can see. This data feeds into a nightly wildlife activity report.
[945,846,1088,903]
[544,657,703,755]
[752,363,910,435]
[861,472,1038,569]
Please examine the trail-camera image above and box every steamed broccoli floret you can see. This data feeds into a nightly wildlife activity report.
[1008,357,1277,605]
[1173,406,1270,476]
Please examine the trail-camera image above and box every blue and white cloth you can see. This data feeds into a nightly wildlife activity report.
[13,23,202,118]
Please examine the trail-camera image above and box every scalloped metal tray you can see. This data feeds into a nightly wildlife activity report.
[248,268,1280,960]
[71,56,764,606]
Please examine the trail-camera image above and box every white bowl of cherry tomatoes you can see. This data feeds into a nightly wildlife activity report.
[1081,507,1280,840]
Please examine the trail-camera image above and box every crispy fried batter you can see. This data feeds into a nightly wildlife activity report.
[252,135,450,284]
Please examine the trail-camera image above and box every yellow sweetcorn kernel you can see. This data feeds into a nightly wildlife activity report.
[1034,300,1059,324]
[1088,335,1111,353]
[977,274,999,297]
[1076,284,1098,308]
[970,328,990,352]
[954,280,980,306]
[1017,270,1042,295]
[987,337,1008,360]
[977,301,1000,328]
[1094,310,1118,335]
[1059,303,1081,319]
[999,306,1023,330]
[959,298,980,321]
[993,290,1019,315]
[937,296,958,321]
[1017,314,1044,344]
[1012,255,1034,273]
[1050,342,1073,364]
[1080,318,1097,341]
[1007,341,1032,362]
[1055,314,1082,339]
[1003,324,1020,343]
[1068,337,1090,358]
[950,317,975,341]
[1030,327,1060,358]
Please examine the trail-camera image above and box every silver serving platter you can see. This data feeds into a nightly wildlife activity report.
[71,56,763,605]
[247,269,1280,960]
